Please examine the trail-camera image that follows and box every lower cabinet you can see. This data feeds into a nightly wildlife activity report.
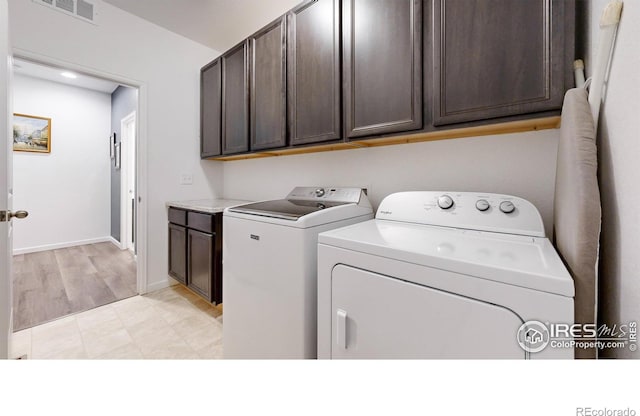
[187,229,214,301]
[168,208,223,304]
[168,223,187,285]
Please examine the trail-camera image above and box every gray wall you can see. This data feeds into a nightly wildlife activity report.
[110,85,137,241]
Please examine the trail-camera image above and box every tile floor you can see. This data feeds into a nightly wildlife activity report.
[10,284,224,359]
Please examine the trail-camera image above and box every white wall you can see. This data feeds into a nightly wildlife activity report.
[8,0,222,291]
[12,74,111,253]
[586,0,639,359]
[224,130,560,237]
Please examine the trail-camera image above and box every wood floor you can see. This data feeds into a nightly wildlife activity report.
[12,242,137,331]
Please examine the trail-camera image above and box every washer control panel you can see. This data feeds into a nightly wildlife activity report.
[286,187,366,204]
[376,191,545,237]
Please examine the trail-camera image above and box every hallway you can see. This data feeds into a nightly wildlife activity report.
[13,242,136,331]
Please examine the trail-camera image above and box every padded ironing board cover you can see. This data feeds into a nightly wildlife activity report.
[554,88,601,359]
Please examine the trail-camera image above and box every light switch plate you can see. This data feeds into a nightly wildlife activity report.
[180,173,193,185]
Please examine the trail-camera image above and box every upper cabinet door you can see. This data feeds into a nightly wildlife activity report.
[200,59,222,158]
[222,40,250,155]
[343,0,423,139]
[288,0,341,145]
[250,17,287,151]
[433,0,570,126]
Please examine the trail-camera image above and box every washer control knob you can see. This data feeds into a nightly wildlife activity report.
[315,188,326,197]
[499,201,515,214]
[437,195,454,210]
[475,199,490,212]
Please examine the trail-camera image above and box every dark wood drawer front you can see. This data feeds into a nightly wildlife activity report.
[168,208,187,226]
[188,211,214,233]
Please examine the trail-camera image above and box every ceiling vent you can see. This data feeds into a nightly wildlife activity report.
[76,0,94,21]
[32,0,98,25]
[55,0,74,13]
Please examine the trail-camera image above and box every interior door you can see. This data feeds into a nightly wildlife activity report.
[330,265,525,359]
[125,115,135,251]
[1,0,12,359]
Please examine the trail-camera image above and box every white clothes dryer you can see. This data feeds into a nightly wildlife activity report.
[317,191,574,359]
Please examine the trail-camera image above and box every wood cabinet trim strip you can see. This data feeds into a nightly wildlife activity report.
[208,116,560,161]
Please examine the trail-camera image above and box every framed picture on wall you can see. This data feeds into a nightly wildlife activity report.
[13,113,51,153]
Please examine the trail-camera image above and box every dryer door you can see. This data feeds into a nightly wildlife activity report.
[331,265,526,358]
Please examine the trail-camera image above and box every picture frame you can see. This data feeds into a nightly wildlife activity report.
[114,142,121,170]
[110,133,116,159]
[13,113,51,153]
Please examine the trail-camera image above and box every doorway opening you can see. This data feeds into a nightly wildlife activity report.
[121,111,136,254]
[10,57,141,331]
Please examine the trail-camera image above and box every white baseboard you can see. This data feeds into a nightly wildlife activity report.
[108,236,125,250]
[13,236,120,255]
[145,278,175,294]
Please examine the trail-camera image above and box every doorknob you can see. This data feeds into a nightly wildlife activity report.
[0,210,29,222]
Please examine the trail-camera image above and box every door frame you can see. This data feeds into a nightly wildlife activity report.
[12,48,150,296]
[120,110,136,253]
[1,0,12,359]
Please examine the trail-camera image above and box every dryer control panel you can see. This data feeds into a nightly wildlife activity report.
[376,191,545,237]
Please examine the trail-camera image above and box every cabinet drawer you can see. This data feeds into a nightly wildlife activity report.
[188,211,214,233]
[168,208,187,226]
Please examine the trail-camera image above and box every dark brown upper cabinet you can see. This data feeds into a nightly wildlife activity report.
[288,0,341,145]
[222,40,250,155]
[250,16,287,151]
[343,0,423,139]
[200,59,222,158]
[433,0,572,126]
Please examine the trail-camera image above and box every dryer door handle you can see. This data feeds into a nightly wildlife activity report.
[336,309,348,349]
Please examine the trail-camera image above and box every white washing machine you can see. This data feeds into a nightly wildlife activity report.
[223,187,373,358]
[318,191,575,359]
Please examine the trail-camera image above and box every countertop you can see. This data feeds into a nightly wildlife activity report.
[166,199,251,214]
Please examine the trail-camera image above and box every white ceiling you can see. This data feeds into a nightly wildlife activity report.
[12,1,305,97]
[13,58,120,94]
[102,0,300,52]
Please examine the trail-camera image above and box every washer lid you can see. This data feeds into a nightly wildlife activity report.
[318,219,574,297]
[228,199,348,221]
[227,187,370,221]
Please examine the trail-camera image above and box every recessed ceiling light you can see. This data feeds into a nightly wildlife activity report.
[61,71,77,79]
